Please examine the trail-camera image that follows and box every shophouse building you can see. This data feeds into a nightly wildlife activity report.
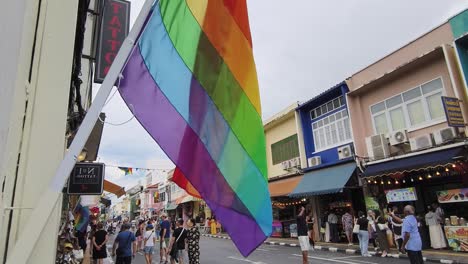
[346,19,468,250]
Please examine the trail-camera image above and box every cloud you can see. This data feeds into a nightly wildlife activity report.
[96,0,468,191]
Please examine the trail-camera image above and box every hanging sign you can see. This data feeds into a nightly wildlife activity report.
[385,187,417,203]
[95,0,131,83]
[437,188,468,203]
[442,96,465,127]
[68,163,105,195]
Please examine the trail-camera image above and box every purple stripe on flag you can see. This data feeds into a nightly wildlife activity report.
[118,46,266,256]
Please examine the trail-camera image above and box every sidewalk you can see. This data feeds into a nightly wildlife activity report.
[203,233,468,264]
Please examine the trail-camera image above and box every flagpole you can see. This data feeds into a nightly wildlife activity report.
[6,0,157,262]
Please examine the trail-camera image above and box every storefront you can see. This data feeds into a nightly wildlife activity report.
[289,161,366,242]
[268,174,305,238]
[362,144,468,251]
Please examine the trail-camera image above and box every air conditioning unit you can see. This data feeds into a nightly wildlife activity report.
[308,156,321,167]
[410,134,434,151]
[281,160,290,170]
[389,130,409,146]
[433,127,457,145]
[290,157,301,168]
[338,145,353,160]
[366,134,390,160]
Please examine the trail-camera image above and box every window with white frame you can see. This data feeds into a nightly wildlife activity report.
[312,109,352,151]
[370,78,445,134]
[310,96,346,119]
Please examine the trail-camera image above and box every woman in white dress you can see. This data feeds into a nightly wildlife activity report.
[425,206,447,249]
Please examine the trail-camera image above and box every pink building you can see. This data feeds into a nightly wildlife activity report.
[346,20,468,222]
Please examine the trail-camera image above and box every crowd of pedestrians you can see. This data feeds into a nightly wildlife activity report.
[297,204,432,264]
[76,213,201,264]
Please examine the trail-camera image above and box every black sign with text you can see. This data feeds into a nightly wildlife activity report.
[68,163,105,195]
[95,0,130,83]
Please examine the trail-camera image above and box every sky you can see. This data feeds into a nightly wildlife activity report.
[96,0,468,192]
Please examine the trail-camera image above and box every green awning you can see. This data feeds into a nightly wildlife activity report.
[165,202,178,211]
[290,162,356,197]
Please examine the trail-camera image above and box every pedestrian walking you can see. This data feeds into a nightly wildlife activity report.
[112,223,136,264]
[356,211,371,257]
[210,217,217,235]
[425,206,447,249]
[297,206,310,264]
[169,218,187,264]
[342,209,354,246]
[306,213,315,248]
[92,222,109,264]
[160,213,171,264]
[388,206,404,253]
[143,224,157,264]
[136,221,145,252]
[389,205,424,264]
[328,210,339,243]
[186,218,200,264]
[375,211,390,257]
[367,210,378,250]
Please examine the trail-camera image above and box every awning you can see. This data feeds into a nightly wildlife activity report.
[103,180,125,197]
[363,146,465,177]
[290,162,356,197]
[166,202,178,211]
[268,175,303,197]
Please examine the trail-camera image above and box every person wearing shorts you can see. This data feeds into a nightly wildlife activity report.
[159,213,171,263]
[143,224,156,264]
[297,206,310,264]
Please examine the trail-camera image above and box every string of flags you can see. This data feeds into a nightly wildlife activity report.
[106,165,171,176]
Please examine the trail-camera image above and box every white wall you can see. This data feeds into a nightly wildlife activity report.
[0,0,79,262]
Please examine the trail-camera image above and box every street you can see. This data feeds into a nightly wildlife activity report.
[99,237,412,264]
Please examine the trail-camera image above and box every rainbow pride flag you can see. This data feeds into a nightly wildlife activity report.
[118,0,271,256]
[74,203,90,233]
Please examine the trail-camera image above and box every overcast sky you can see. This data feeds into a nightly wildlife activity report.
[96,0,468,191]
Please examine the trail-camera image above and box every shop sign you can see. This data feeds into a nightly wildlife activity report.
[385,187,417,203]
[95,0,130,83]
[271,221,282,238]
[437,188,468,203]
[364,196,380,211]
[442,96,465,127]
[289,223,298,238]
[444,226,468,251]
[68,163,105,195]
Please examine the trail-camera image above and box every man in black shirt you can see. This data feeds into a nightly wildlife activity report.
[297,206,310,264]
[169,218,187,264]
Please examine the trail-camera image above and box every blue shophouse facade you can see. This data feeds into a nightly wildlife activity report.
[297,82,354,169]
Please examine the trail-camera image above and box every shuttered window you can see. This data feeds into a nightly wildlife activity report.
[271,134,299,165]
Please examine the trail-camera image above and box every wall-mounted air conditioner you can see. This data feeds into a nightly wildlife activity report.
[366,134,390,160]
[389,129,409,146]
[409,134,433,151]
[338,145,353,160]
[308,156,321,167]
[433,127,457,145]
[290,157,301,168]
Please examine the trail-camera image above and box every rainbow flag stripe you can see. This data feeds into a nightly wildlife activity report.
[119,0,271,256]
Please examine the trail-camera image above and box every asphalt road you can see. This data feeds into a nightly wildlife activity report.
[100,236,412,264]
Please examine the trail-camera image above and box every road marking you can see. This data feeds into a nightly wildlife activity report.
[227,256,267,264]
[256,248,270,252]
[292,254,378,264]
[330,256,378,264]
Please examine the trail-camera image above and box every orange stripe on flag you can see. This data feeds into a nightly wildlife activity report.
[172,168,202,199]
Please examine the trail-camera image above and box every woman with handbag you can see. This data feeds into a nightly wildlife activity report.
[375,211,390,257]
[356,211,371,257]
[143,224,156,264]
[169,218,187,264]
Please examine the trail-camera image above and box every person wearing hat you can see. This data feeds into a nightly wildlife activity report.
[112,223,136,264]
[143,224,156,264]
[159,213,171,264]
